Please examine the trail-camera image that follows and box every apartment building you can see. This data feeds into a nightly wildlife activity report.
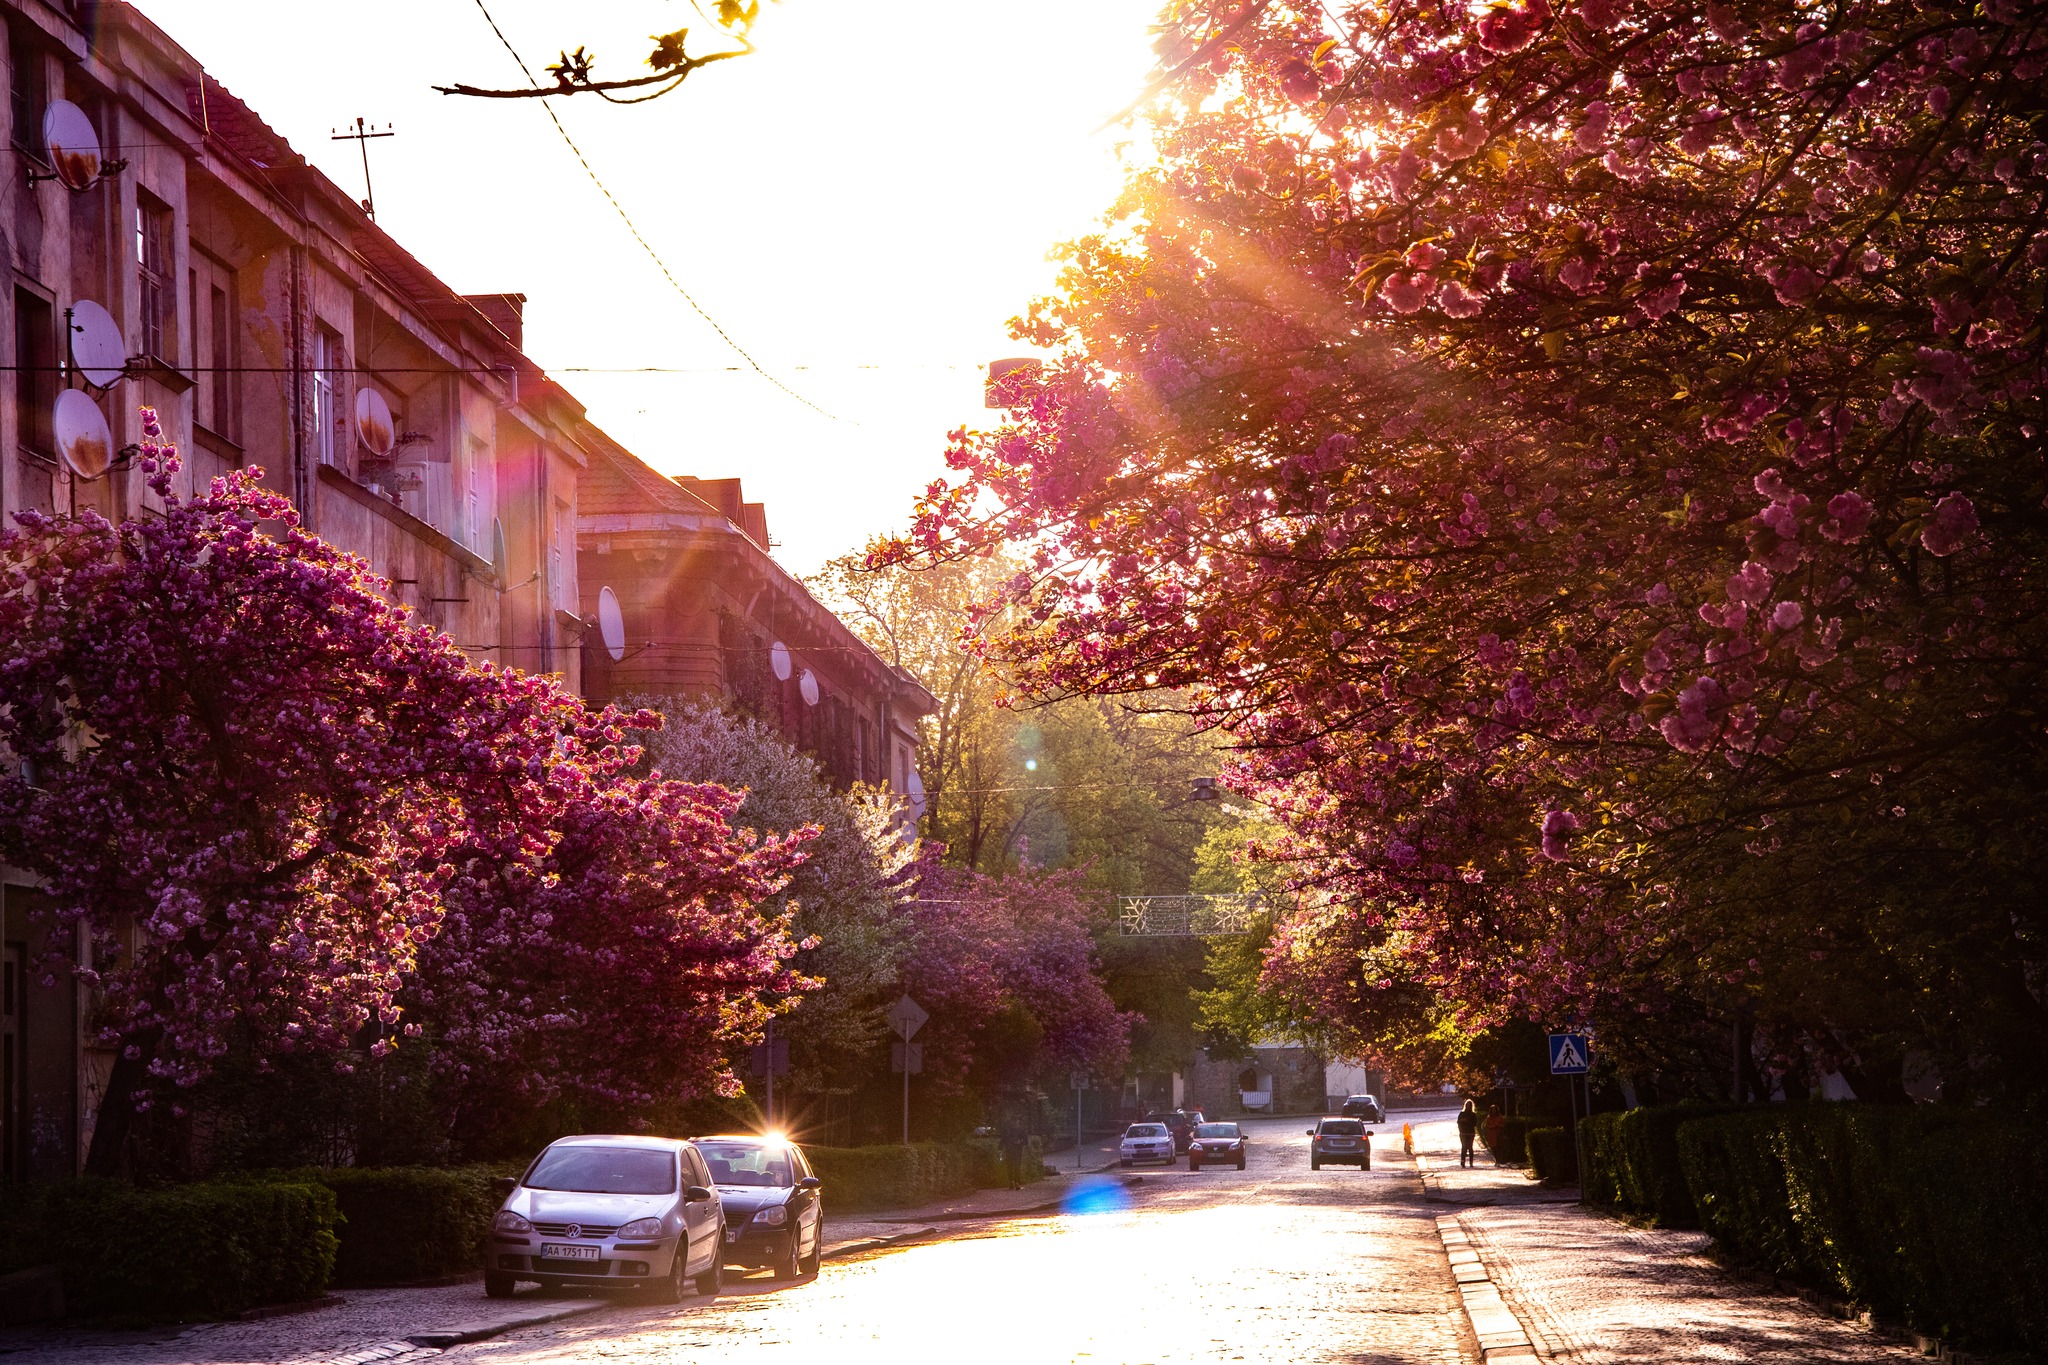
[0,2,934,1183]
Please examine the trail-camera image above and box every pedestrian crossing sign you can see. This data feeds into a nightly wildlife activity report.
[1548,1033,1591,1075]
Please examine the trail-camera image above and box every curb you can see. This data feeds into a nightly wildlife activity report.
[1437,1215,1542,1365]
[820,1226,941,1260]
[237,1294,346,1322]
[404,1300,608,1349]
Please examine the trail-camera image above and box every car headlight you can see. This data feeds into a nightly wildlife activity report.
[616,1217,665,1239]
[752,1205,788,1226]
[493,1210,533,1235]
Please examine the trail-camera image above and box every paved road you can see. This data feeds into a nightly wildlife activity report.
[438,1111,1474,1365]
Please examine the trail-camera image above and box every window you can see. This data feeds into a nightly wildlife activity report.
[135,194,174,362]
[9,30,44,158]
[191,250,238,441]
[311,325,341,468]
[13,288,53,456]
[548,498,568,607]
[462,437,485,550]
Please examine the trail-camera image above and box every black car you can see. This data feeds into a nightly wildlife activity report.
[1161,1109,1207,1154]
[1339,1094,1385,1122]
[694,1135,825,1281]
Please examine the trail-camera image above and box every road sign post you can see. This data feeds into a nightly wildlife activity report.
[747,1018,790,1130]
[1549,1033,1593,1204]
[1070,1071,1093,1171]
[888,995,928,1146]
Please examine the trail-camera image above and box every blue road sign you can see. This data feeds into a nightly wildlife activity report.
[1548,1033,1592,1075]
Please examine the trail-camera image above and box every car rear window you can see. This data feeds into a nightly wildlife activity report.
[698,1141,794,1188]
[1127,1124,1168,1137]
[1320,1119,1365,1135]
[1194,1123,1239,1138]
[526,1145,676,1195]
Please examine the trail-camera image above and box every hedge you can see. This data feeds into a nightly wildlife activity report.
[1581,1101,1742,1226]
[247,1166,499,1285]
[1676,1104,2048,1353]
[1526,1126,1576,1184]
[1479,1113,1544,1164]
[806,1137,1042,1212]
[0,1177,337,1320]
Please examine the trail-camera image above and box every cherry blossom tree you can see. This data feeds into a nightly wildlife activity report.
[880,2,2048,1096]
[0,418,785,1169]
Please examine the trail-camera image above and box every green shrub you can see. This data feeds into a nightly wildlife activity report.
[1677,1105,2048,1353]
[806,1137,1043,1212]
[0,1177,337,1320]
[1526,1126,1576,1184]
[247,1166,498,1284]
[1581,1102,1742,1226]
[1479,1113,1543,1164]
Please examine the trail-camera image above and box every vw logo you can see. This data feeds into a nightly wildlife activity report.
[564,1223,582,1239]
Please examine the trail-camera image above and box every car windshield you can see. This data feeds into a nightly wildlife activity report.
[525,1145,676,1195]
[699,1142,795,1188]
[1127,1124,1168,1137]
[1194,1123,1240,1138]
[1320,1120,1365,1136]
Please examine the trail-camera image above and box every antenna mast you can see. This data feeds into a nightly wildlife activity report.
[330,117,395,220]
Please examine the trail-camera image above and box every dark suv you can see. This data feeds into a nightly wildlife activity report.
[1160,1109,1207,1154]
[1339,1094,1385,1122]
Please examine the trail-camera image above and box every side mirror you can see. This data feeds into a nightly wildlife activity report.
[685,1185,713,1203]
[491,1176,518,1200]
[798,1176,821,1191]
[1365,1130,1376,1138]
[1306,1129,1316,1136]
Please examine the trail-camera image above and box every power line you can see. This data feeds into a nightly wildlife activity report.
[465,0,841,422]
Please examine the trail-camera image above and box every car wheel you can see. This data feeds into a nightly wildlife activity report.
[1311,1156,1322,1170]
[773,1230,803,1281]
[1236,1155,1246,1170]
[799,1223,822,1276]
[484,1271,517,1299]
[650,1245,688,1304]
[1189,1157,1201,1171]
[695,1247,724,1298]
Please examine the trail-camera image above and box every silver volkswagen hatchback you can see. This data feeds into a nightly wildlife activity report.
[487,1135,725,1301]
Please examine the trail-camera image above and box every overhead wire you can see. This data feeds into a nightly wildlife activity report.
[464,0,842,422]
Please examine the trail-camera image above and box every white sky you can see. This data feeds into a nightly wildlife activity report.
[135,1,1160,572]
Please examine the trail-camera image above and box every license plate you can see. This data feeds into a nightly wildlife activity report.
[541,1243,600,1260]
[724,1229,739,1243]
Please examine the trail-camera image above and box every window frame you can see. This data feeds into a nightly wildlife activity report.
[134,193,175,365]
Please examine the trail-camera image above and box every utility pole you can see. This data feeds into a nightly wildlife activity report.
[330,118,395,221]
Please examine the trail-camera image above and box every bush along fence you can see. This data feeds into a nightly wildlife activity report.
[1478,1112,1545,1165]
[1525,1126,1576,1185]
[1580,1103,2048,1355]
[805,1136,1043,1212]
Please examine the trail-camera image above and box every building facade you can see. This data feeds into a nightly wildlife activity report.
[0,1,927,1182]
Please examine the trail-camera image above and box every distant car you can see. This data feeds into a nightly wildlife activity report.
[487,1135,725,1302]
[1187,1121,1246,1171]
[695,1134,825,1281]
[1120,1122,1177,1166]
[1162,1109,1207,1154]
[1308,1117,1373,1170]
[1340,1094,1385,1122]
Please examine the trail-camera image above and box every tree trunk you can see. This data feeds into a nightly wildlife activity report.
[83,1044,153,1177]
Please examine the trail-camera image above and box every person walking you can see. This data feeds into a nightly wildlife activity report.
[998,1107,1028,1189]
[1456,1099,1481,1168]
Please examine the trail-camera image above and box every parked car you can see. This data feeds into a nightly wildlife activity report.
[1307,1117,1373,1170]
[1340,1094,1386,1122]
[487,1135,725,1302]
[1163,1109,1207,1154]
[1120,1122,1177,1166]
[1187,1121,1247,1171]
[695,1134,825,1280]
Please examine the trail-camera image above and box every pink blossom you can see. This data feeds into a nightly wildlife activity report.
[1821,490,1874,541]
[1919,492,1978,556]
[1477,0,1551,54]
[1726,560,1774,606]
[1438,281,1486,317]
[1539,809,1581,861]
[1380,273,1431,314]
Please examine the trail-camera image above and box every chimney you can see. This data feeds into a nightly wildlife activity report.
[463,293,527,349]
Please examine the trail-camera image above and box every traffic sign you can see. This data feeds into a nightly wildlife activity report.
[887,994,928,1041]
[1548,1033,1592,1075]
[1070,1072,1093,1091]
[749,1036,789,1078]
[891,1041,923,1075]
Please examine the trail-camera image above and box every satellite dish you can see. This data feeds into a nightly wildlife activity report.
[596,585,625,662]
[68,300,127,388]
[906,768,928,820]
[769,640,793,682]
[491,517,508,585]
[54,390,113,480]
[42,101,101,192]
[799,668,820,707]
[355,388,395,458]
[984,356,1044,409]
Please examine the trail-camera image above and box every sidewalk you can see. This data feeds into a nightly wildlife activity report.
[1408,1116,1918,1363]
